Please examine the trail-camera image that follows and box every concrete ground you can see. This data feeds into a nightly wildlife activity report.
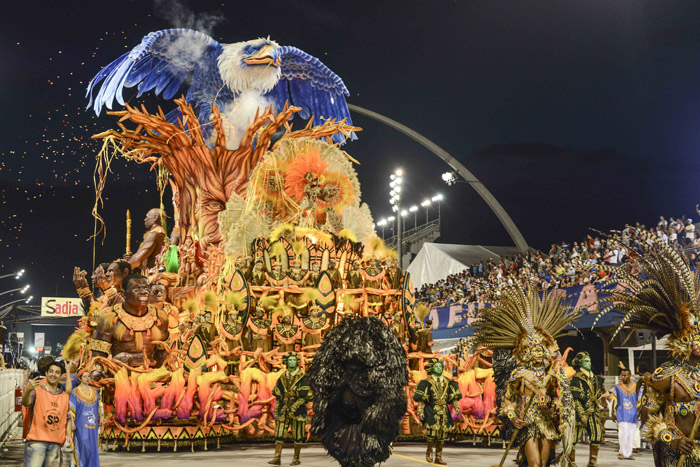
[1,430,657,467]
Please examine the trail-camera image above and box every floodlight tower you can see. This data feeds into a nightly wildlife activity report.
[389,169,404,268]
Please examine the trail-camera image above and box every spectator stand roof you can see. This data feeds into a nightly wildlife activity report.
[406,242,526,289]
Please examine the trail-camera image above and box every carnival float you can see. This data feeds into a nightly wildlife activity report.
[63,28,505,451]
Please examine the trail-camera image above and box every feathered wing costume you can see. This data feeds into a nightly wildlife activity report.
[593,236,700,466]
[473,283,580,466]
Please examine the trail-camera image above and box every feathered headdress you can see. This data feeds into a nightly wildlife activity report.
[284,147,328,202]
[473,282,581,364]
[593,235,700,360]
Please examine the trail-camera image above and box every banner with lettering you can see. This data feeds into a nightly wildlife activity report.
[426,282,621,340]
[41,297,83,317]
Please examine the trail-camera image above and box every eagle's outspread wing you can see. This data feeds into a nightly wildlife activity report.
[266,46,356,144]
[86,28,224,116]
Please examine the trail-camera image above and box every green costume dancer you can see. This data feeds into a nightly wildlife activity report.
[413,358,462,465]
[269,352,312,466]
[570,351,603,467]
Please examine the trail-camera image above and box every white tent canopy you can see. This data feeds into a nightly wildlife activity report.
[406,242,525,290]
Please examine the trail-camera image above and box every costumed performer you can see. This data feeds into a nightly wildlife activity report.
[69,368,101,467]
[269,352,312,466]
[591,235,700,466]
[570,351,603,467]
[413,358,462,465]
[474,283,580,467]
[308,316,408,467]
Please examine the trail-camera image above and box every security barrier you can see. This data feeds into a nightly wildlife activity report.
[0,369,27,446]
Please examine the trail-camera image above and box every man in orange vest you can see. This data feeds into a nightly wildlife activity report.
[22,359,71,467]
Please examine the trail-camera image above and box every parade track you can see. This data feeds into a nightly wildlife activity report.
[0,432,658,467]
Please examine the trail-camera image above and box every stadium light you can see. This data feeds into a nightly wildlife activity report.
[0,285,30,298]
[395,169,403,177]
[0,269,25,280]
[421,199,432,223]
[409,205,418,229]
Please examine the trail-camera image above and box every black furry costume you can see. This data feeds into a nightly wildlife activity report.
[493,348,517,442]
[308,316,408,467]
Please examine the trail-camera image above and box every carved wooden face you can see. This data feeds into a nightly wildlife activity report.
[196,189,226,251]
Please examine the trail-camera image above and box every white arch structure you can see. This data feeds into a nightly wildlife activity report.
[348,104,529,252]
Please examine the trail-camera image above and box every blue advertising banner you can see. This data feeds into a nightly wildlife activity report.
[426,282,622,340]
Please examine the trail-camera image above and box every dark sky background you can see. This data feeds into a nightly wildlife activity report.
[2,0,700,305]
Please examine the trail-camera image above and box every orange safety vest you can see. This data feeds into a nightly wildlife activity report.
[26,386,69,444]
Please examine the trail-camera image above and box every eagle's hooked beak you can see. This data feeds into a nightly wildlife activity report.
[243,45,280,67]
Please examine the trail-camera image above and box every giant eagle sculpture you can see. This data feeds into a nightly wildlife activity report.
[86,28,355,148]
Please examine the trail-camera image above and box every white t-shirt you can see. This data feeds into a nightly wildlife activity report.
[686,224,696,240]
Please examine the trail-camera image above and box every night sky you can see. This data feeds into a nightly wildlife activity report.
[2,0,700,307]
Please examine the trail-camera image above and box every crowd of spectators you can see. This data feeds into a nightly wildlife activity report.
[416,210,700,309]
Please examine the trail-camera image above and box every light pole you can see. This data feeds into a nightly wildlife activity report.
[0,284,30,298]
[389,169,404,268]
[0,269,25,280]
[400,209,408,232]
[387,216,395,237]
[409,205,418,229]
[421,199,431,223]
[432,194,444,226]
[0,295,33,318]
[377,219,387,239]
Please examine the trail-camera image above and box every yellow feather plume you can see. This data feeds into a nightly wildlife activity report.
[62,330,88,361]
[224,292,244,310]
[203,291,218,312]
[302,288,321,304]
[291,240,305,256]
[340,292,361,310]
[269,223,295,243]
[296,227,334,247]
[368,236,385,253]
[383,247,398,259]
[182,298,200,318]
[338,229,357,243]
[414,304,430,323]
[270,241,286,261]
[259,295,279,310]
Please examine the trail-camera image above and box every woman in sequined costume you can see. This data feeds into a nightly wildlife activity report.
[474,283,580,467]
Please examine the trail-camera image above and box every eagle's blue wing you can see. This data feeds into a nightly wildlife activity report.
[266,46,356,144]
[86,28,225,116]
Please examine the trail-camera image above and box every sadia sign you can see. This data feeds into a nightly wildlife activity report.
[41,297,83,317]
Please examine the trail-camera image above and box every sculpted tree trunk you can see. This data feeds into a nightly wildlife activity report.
[93,97,358,257]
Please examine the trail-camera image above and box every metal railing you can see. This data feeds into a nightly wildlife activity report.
[385,218,441,249]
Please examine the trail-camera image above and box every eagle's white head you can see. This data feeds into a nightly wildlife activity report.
[217,37,282,95]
